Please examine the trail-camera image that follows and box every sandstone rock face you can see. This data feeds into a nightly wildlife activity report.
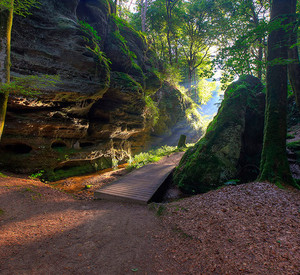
[150,82,201,148]
[0,0,201,179]
[174,75,265,194]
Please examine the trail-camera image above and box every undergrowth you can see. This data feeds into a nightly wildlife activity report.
[127,144,192,170]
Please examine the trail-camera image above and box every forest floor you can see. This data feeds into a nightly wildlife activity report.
[0,176,299,274]
[0,125,299,274]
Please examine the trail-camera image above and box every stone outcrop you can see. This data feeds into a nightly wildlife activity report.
[149,82,201,148]
[0,0,201,180]
[173,75,265,194]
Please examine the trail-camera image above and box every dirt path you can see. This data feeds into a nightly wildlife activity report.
[0,177,169,274]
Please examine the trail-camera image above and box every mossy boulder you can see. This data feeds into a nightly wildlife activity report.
[174,75,265,194]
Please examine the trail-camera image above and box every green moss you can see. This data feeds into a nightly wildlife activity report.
[46,165,95,182]
[111,72,142,92]
[145,95,159,126]
[79,21,111,87]
[0,209,4,215]
[43,158,112,182]
[130,61,144,77]
[129,62,145,87]
[111,14,146,44]
[144,70,162,95]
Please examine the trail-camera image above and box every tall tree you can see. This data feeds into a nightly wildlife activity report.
[213,0,269,85]
[0,0,39,140]
[287,0,300,110]
[140,0,147,32]
[178,0,212,88]
[0,0,14,140]
[259,0,294,185]
[165,0,180,65]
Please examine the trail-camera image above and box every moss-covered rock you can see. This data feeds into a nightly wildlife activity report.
[144,70,162,95]
[43,156,112,182]
[0,0,191,177]
[174,75,265,194]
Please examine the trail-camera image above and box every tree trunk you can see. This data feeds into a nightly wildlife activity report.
[187,66,192,89]
[288,0,300,110]
[258,0,294,185]
[0,0,13,141]
[257,40,263,81]
[249,0,264,81]
[166,0,172,65]
[177,134,186,148]
[141,0,146,32]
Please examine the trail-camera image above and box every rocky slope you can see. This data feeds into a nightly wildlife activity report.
[0,0,201,179]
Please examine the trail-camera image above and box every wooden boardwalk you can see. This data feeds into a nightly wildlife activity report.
[94,152,184,204]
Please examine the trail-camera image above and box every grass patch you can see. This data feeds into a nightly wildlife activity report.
[127,144,191,170]
[0,209,4,215]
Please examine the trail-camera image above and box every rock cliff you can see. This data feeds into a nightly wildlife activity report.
[0,0,201,180]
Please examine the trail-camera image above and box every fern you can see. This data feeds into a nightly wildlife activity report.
[79,20,111,81]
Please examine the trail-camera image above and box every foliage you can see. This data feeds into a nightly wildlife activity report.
[130,0,214,91]
[177,87,209,131]
[144,95,159,125]
[127,145,191,170]
[111,13,146,41]
[189,79,216,105]
[160,64,183,88]
[0,0,40,16]
[110,14,140,61]
[112,71,142,91]
[113,30,137,60]
[0,75,60,96]
[212,0,270,84]
[79,20,111,80]
[29,170,44,180]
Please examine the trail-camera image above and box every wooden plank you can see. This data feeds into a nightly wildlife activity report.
[94,152,184,204]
